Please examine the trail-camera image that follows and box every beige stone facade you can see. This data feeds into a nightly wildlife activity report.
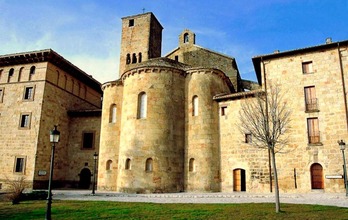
[1,11,348,195]
[98,12,348,194]
[0,50,102,190]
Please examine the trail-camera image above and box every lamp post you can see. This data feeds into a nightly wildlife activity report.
[46,125,60,220]
[92,152,98,195]
[338,140,348,197]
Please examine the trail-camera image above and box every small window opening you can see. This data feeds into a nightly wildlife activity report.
[29,66,35,81]
[221,106,227,116]
[126,54,131,64]
[245,133,252,143]
[189,158,195,172]
[20,114,30,128]
[132,53,137,64]
[14,157,25,173]
[106,160,112,170]
[192,95,198,116]
[125,158,131,170]
[145,158,153,172]
[302,61,313,74]
[175,56,179,61]
[129,19,134,27]
[82,132,95,149]
[24,86,34,100]
[138,53,142,63]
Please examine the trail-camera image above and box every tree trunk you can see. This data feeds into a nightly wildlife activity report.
[271,146,280,213]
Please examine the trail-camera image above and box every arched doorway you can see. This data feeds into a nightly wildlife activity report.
[233,169,246,191]
[311,163,324,189]
[79,168,91,189]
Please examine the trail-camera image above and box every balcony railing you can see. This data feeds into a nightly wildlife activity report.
[305,98,319,112]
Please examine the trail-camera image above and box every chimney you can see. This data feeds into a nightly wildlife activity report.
[274,50,280,54]
[325,37,332,44]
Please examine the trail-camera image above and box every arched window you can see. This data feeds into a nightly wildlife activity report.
[109,104,117,123]
[56,70,60,85]
[184,33,189,43]
[106,160,112,170]
[64,75,68,89]
[145,158,153,172]
[18,67,24,82]
[137,92,147,119]
[71,79,75,93]
[192,95,198,116]
[132,53,137,63]
[189,158,195,172]
[125,158,131,170]
[126,54,131,64]
[77,83,81,96]
[138,53,142,63]
[29,66,35,81]
[8,68,14,82]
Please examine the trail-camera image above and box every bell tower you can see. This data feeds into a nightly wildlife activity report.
[119,12,163,75]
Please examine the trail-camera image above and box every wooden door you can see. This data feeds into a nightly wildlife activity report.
[233,169,246,191]
[311,163,323,189]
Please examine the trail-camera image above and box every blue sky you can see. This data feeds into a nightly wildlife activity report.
[0,0,347,83]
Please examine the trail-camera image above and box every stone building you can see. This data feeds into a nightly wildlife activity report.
[98,12,348,194]
[0,49,102,189]
[1,11,348,195]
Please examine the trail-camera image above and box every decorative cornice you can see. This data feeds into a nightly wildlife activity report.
[0,49,102,93]
[102,79,123,91]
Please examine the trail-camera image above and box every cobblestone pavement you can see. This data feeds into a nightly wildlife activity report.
[52,190,348,208]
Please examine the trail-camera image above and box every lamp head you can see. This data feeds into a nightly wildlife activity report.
[93,152,98,160]
[338,140,346,151]
[50,125,60,143]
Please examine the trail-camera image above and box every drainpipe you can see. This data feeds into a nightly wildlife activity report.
[338,43,348,130]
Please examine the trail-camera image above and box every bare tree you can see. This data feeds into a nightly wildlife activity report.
[239,85,291,213]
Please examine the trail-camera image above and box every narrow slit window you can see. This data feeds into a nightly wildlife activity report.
[137,92,147,119]
[192,96,198,116]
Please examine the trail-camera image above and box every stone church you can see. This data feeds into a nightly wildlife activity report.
[1,12,348,194]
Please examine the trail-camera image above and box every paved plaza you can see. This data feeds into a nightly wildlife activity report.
[53,190,348,208]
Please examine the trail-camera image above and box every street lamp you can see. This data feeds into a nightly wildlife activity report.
[92,152,98,195]
[338,140,348,197]
[46,125,60,220]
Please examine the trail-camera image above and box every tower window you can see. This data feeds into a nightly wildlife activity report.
[126,54,131,64]
[8,68,14,82]
[138,53,142,63]
[132,53,137,63]
[29,66,35,81]
[175,56,179,61]
[184,33,189,43]
[14,156,26,173]
[23,86,34,101]
[19,113,31,129]
[129,19,134,27]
